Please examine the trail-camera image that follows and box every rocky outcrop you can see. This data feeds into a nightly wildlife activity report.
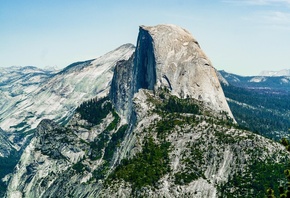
[133,25,233,119]
[6,87,289,198]
[99,89,289,198]
[110,54,135,121]
[111,25,234,122]
[6,119,88,198]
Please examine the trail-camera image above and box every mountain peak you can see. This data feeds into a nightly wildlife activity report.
[140,24,194,40]
[132,24,233,119]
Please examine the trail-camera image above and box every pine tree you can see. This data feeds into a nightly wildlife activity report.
[268,138,290,198]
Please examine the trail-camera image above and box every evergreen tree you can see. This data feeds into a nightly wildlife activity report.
[267,138,290,198]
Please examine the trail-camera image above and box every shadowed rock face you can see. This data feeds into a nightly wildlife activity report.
[133,27,157,93]
[110,55,135,121]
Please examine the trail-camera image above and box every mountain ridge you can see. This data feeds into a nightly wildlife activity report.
[0,43,135,196]
[219,70,290,93]
[0,43,135,155]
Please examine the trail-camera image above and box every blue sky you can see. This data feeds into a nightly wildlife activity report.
[1,0,290,75]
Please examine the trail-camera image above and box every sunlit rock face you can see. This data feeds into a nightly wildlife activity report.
[133,25,233,119]
[111,25,234,122]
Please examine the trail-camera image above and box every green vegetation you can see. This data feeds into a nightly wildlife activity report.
[89,132,109,160]
[266,138,290,198]
[174,172,200,185]
[155,116,186,139]
[159,95,199,114]
[9,121,28,129]
[90,122,126,180]
[37,127,77,160]
[74,97,126,180]
[175,142,206,185]
[145,89,202,139]
[214,130,254,145]
[105,111,120,131]
[219,160,287,197]
[76,97,112,125]
[103,124,128,162]
[153,89,200,115]
[109,137,170,190]
[222,84,290,141]
[89,111,121,161]
[93,162,110,181]
[72,161,85,173]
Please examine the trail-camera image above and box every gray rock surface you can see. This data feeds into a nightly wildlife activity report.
[111,25,234,122]
[133,25,233,119]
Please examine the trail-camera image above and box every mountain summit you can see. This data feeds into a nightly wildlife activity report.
[135,25,233,117]
[111,24,234,121]
[5,25,288,198]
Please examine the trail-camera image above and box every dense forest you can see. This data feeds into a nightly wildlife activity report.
[222,83,290,141]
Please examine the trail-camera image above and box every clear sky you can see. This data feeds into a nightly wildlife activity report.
[1,0,290,76]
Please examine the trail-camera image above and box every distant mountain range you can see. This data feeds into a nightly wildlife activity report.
[219,70,290,94]
[218,70,290,140]
[259,69,290,77]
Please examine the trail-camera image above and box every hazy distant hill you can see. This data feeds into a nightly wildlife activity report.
[259,69,290,77]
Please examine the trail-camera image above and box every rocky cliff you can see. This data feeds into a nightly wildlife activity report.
[133,25,233,118]
[5,25,289,198]
[111,25,234,122]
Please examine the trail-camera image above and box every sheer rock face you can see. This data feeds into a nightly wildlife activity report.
[132,25,234,119]
[110,54,135,121]
[110,25,234,122]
